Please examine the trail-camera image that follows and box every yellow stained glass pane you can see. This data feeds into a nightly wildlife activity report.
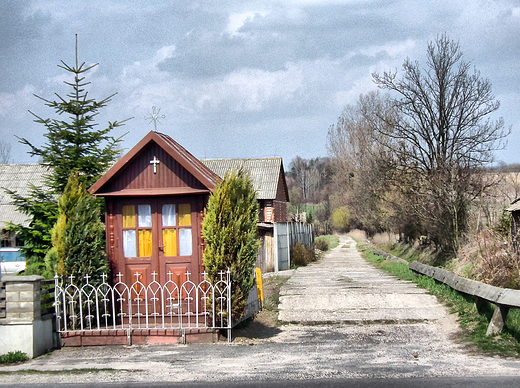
[122,205,136,228]
[179,203,191,226]
[138,229,153,257]
[162,229,177,256]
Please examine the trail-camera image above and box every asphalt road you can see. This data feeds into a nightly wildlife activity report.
[11,376,520,388]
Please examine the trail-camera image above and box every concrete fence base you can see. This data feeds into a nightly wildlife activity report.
[0,276,57,358]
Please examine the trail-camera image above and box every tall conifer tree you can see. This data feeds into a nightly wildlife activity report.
[7,36,128,273]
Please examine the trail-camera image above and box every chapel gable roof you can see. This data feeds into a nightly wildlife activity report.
[89,131,218,196]
[201,158,289,202]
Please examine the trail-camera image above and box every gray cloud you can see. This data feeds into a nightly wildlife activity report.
[0,0,519,165]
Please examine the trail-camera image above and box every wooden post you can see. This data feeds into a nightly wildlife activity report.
[486,305,510,336]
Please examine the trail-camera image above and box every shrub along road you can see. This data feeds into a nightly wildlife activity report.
[1,236,520,385]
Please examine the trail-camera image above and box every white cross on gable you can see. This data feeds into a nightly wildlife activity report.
[150,156,160,174]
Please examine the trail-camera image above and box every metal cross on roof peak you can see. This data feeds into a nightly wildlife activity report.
[145,106,165,132]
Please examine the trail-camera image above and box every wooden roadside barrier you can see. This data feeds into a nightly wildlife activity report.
[371,249,520,336]
[409,261,520,335]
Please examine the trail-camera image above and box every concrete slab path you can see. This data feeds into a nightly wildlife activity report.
[2,235,520,385]
[279,235,446,323]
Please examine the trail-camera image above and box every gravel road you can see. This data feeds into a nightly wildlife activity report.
[1,236,520,385]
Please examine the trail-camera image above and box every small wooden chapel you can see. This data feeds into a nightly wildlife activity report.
[89,130,219,287]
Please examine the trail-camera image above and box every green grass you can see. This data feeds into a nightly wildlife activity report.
[315,235,339,251]
[363,248,520,357]
[0,351,28,365]
[263,276,290,312]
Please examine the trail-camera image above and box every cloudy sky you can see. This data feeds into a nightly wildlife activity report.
[1,0,519,166]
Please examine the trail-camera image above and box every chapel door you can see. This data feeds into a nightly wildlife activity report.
[157,198,199,286]
[119,198,200,287]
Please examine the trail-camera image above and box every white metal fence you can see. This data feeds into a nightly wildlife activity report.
[54,270,232,333]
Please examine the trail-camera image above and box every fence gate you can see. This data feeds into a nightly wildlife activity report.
[274,222,290,271]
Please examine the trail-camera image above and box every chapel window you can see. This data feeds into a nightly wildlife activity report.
[122,204,153,258]
[162,203,192,256]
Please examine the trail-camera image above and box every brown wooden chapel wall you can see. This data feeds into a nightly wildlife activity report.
[101,143,207,193]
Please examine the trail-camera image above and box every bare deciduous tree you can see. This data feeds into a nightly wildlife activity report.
[327,92,397,236]
[372,34,510,256]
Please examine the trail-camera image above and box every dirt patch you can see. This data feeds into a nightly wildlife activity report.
[232,275,289,343]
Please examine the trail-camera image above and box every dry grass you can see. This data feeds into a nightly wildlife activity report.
[371,232,398,245]
[455,230,520,289]
[347,229,367,241]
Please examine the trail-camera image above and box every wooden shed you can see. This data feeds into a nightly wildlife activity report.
[89,131,218,286]
[508,198,520,242]
[201,158,289,272]
[201,158,289,224]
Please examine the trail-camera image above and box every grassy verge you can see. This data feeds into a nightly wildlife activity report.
[315,235,340,251]
[263,276,290,314]
[0,352,28,365]
[363,247,520,357]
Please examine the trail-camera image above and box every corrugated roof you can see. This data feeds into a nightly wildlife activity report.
[507,198,520,212]
[0,164,50,228]
[201,158,283,200]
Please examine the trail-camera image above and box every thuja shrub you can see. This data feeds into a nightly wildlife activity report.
[202,168,261,323]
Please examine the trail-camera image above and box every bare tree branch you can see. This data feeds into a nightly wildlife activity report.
[0,140,12,164]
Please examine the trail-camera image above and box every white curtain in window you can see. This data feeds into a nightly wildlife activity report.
[162,204,176,226]
[138,205,152,227]
[179,228,192,256]
[123,230,137,257]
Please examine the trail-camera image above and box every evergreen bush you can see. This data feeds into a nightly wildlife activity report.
[45,172,107,284]
[202,168,261,323]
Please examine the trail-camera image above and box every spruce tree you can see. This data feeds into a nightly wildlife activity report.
[7,36,127,273]
[20,36,127,192]
[202,168,261,323]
